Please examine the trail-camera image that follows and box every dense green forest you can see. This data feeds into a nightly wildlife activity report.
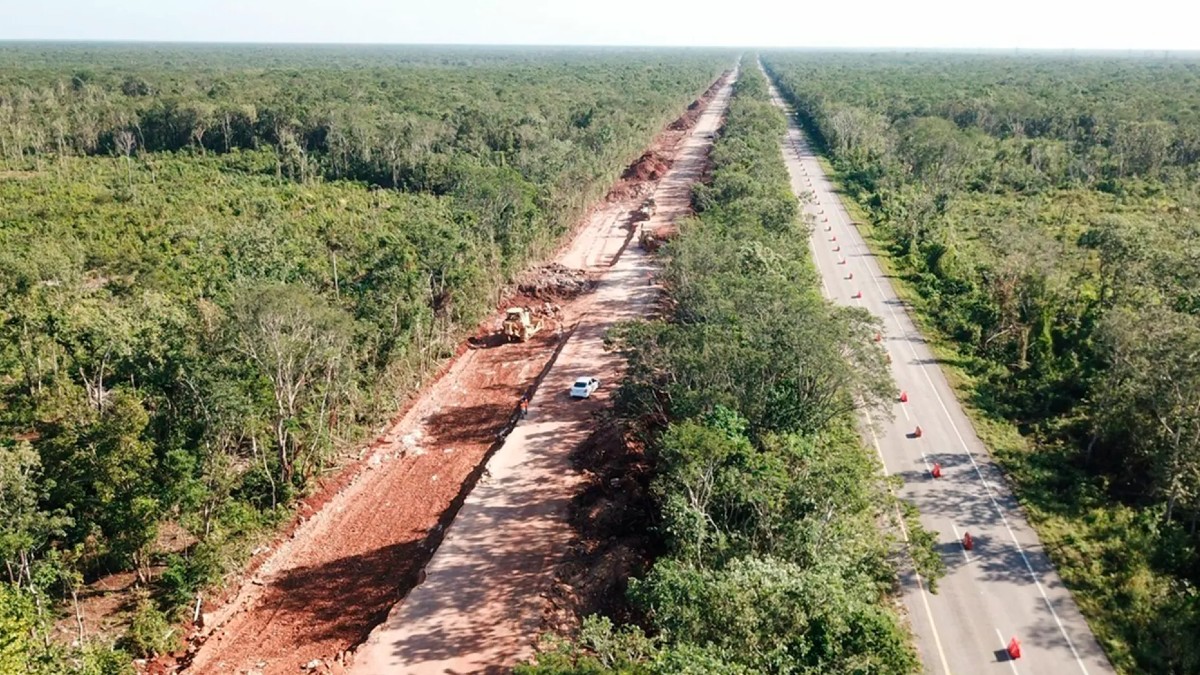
[520,66,938,675]
[763,51,1200,673]
[0,43,730,670]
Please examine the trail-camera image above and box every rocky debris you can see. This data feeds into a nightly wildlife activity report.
[517,263,594,300]
[606,179,654,203]
[401,430,423,449]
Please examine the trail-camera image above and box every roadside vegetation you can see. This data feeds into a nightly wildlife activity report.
[520,65,936,675]
[0,44,730,670]
[763,51,1200,674]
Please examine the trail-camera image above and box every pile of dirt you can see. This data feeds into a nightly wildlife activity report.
[602,149,671,203]
[668,100,703,131]
[601,70,731,205]
[669,72,729,131]
[621,150,672,182]
[517,263,594,300]
[540,423,659,636]
[605,179,654,203]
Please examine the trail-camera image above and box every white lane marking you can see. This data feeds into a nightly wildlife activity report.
[950,523,972,563]
[795,187,832,301]
[911,346,1092,674]
[864,413,888,471]
[793,126,948,672]
[919,451,933,476]
[792,122,1092,675]
[997,628,1021,675]
[865,411,953,675]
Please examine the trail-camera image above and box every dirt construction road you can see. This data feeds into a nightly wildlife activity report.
[347,73,736,675]
[763,63,1114,675]
[180,71,732,675]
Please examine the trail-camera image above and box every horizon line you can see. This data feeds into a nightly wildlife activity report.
[1,39,1198,54]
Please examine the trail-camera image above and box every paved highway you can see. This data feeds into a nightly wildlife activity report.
[763,66,1115,675]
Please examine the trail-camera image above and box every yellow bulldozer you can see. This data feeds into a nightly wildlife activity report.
[502,307,543,342]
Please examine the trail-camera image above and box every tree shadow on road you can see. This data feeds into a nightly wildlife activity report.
[253,539,434,650]
[423,402,514,448]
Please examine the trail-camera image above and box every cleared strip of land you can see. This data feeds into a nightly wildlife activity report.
[347,74,734,675]
[184,73,732,675]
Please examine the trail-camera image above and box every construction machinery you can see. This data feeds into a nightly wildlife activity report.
[639,228,664,252]
[502,307,543,342]
[630,197,657,223]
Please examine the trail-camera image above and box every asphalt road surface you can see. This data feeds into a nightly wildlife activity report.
[763,64,1115,675]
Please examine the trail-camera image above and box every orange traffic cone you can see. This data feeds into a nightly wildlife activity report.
[833,245,841,251]
[847,272,854,280]
[899,391,908,403]
[853,291,863,299]
[931,462,942,478]
[914,425,923,438]
[962,532,974,551]
[838,258,846,265]
[1007,637,1021,660]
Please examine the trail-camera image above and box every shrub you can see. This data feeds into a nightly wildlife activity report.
[119,594,177,658]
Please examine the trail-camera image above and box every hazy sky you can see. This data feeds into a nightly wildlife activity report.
[2,0,1197,50]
